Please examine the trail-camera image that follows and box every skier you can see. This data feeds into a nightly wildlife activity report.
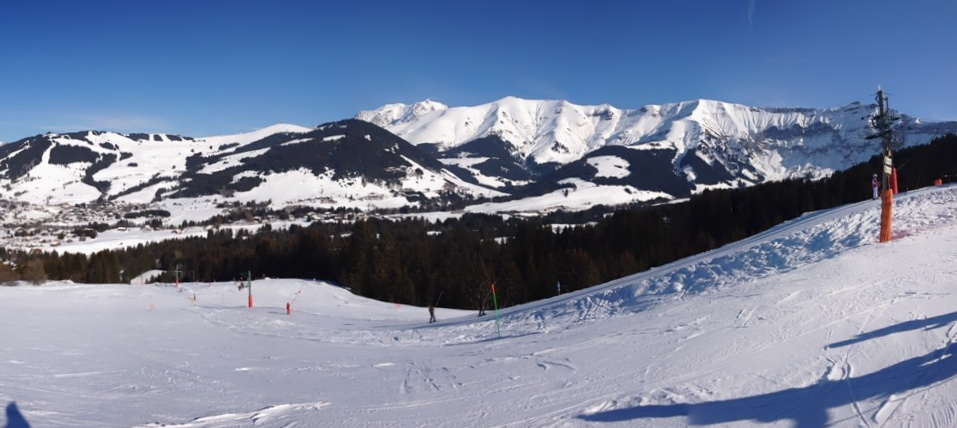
[478,290,489,317]
[428,304,436,323]
[872,174,880,200]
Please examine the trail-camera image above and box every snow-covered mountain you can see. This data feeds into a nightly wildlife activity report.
[0,96,954,230]
[357,97,957,197]
[0,120,499,226]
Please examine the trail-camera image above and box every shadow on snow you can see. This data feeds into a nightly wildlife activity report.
[827,310,957,349]
[579,314,957,427]
[5,402,30,428]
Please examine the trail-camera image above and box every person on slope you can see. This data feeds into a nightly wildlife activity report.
[428,303,436,323]
[478,291,489,317]
[872,174,880,200]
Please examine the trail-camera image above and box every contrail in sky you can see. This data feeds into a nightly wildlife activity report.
[748,0,755,27]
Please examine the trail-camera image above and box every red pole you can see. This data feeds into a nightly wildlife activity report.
[286,302,291,315]
[247,273,253,308]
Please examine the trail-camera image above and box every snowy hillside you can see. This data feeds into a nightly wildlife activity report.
[4,183,957,427]
[358,97,957,194]
[0,120,500,234]
[0,125,311,206]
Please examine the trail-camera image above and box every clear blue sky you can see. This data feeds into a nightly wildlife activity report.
[1,0,955,142]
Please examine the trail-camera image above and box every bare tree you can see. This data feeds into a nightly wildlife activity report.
[22,258,47,285]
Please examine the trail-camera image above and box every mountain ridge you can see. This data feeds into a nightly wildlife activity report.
[357,96,957,196]
[0,120,498,213]
[0,96,953,231]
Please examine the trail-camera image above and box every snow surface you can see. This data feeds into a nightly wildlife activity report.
[587,155,630,179]
[4,184,957,427]
[464,178,670,215]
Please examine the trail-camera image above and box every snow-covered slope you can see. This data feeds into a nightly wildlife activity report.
[4,184,957,427]
[201,123,315,148]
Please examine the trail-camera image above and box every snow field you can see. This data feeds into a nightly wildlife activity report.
[2,184,957,427]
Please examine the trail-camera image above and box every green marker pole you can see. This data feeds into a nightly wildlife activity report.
[491,283,500,338]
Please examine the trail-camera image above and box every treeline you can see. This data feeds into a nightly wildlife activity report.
[7,134,957,310]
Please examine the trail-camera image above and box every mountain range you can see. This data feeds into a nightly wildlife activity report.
[1,97,955,225]
[358,97,956,194]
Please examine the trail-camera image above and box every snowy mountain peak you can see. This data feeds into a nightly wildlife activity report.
[355,99,448,127]
[413,98,448,115]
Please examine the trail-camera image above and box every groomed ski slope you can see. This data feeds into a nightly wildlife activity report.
[3,184,957,427]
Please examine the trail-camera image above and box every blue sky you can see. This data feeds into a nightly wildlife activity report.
[1,0,955,142]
